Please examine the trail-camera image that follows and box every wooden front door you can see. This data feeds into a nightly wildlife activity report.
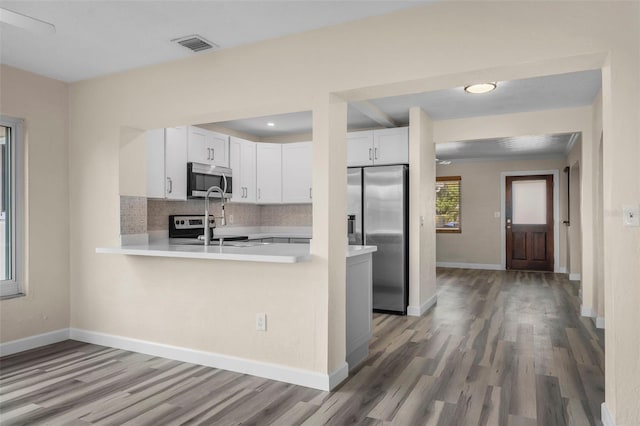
[506,175,554,271]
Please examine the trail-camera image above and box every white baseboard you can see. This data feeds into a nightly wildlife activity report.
[569,273,581,281]
[595,317,605,329]
[436,262,503,271]
[69,328,345,391]
[556,266,568,274]
[407,294,438,317]
[581,305,596,318]
[0,329,70,357]
[601,402,616,426]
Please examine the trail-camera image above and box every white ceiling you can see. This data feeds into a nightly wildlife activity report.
[436,133,579,162]
[2,1,598,162]
[0,0,431,82]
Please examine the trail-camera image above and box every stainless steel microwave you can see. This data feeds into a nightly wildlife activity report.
[187,162,233,199]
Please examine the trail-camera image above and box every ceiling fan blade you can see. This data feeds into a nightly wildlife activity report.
[0,7,56,34]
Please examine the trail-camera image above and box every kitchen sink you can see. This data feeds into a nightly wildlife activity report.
[222,241,270,247]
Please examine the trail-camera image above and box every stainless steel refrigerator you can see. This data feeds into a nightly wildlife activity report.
[348,165,409,315]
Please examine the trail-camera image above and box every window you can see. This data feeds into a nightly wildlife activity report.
[1,116,24,297]
[436,176,461,233]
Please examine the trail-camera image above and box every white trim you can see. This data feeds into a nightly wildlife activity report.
[329,362,349,390]
[0,115,24,297]
[436,262,503,271]
[69,328,345,391]
[595,317,605,329]
[407,294,438,317]
[557,266,568,274]
[601,403,616,426]
[0,329,70,356]
[581,305,596,318]
[569,273,581,281]
[500,170,561,272]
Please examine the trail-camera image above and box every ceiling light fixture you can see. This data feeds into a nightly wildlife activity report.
[267,122,275,127]
[464,82,497,94]
[0,7,56,34]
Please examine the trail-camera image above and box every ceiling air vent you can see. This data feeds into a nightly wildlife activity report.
[172,35,218,53]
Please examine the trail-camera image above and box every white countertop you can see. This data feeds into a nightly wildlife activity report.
[97,242,376,263]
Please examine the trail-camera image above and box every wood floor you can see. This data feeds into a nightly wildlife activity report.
[0,269,605,425]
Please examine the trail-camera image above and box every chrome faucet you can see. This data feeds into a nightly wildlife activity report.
[204,185,226,247]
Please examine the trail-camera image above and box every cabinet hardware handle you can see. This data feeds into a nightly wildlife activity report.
[211,148,214,160]
[374,147,378,160]
[243,187,247,198]
[309,187,312,199]
[258,188,261,199]
[166,177,172,194]
[207,148,210,160]
[369,148,372,161]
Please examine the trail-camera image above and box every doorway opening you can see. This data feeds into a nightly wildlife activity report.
[501,170,560,272]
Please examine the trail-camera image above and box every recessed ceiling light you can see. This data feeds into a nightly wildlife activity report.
[267,122,275,127]
[464,82,497,94]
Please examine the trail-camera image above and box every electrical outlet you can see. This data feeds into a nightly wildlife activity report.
[256,313,266,331]
[623,205,639,227]
[494,212,501,218]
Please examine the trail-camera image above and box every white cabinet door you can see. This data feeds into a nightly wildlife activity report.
[164,126,188,200]
[145,128,166,198]
[187,126,230,167]
[209,131,229,167]
[256,143,282,204]
[282,142,312,203]
[187,126,209,164]
[347,130,374,167]
[229,137,257,203]
[373,127,408,165]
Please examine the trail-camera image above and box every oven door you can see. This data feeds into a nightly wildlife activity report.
[187,163,233,198]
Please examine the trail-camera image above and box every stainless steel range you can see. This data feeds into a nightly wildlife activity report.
[168,215,248,245]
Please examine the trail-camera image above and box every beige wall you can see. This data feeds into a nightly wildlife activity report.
[2,1,632,420]
[566,139,583,278]
[591,92,605,322]
[436,158,568,268]
[0,65,70,341]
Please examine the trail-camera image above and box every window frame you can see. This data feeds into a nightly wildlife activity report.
[1,115,24,298]
[436,175,461,234]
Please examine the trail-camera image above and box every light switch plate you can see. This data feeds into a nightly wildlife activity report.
[623,205,639,227]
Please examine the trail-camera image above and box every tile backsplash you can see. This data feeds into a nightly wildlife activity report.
[120,196,147,235]
[260,204,312,226]
[121,196,313,234]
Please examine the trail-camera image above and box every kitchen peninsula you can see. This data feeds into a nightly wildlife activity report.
[97,241,376,263]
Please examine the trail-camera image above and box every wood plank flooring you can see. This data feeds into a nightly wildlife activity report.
[0,269,605,425]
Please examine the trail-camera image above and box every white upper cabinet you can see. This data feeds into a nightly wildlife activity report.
[373,127,409,165]
[347,127,408,166]
[347,131,375,167]
[256,143,282,204]
[282,142,312,203]
[164,126,188,200]
[229,137,257,203]
[187,126,230,167]
[145,128,166,199]
[146,126,187,200]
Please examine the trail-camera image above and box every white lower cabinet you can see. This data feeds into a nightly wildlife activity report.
[145,126,187,200]
[256,143,282,204]
[229,137,257,203]
[346,253,373,371]
[282,142,312,203]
